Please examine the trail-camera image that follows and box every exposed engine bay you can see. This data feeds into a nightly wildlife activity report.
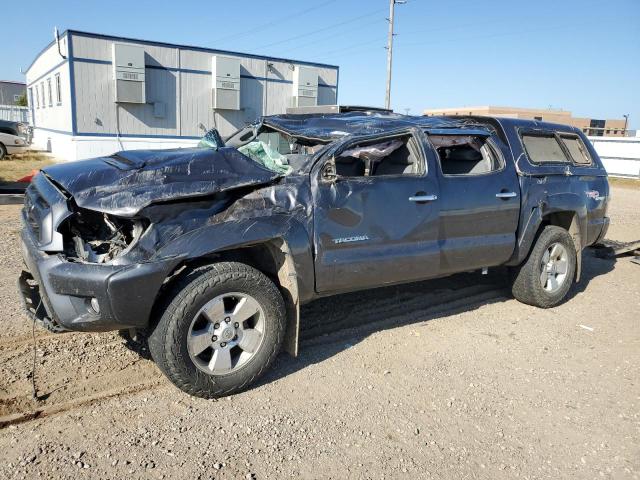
[60,208,146,263]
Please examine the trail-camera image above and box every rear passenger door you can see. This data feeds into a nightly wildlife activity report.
[427,132,521,274]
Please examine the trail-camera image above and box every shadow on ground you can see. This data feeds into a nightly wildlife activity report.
[121,251,616,392]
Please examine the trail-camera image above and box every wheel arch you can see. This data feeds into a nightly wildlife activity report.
[146,215,315,357]
[509,198,586,281]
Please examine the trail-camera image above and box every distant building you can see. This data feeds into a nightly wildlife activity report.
[423,106,627,137]
[26,30,339,161]
[0,80,26,106]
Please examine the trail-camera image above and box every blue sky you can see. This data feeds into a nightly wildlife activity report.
[5,0,639,128]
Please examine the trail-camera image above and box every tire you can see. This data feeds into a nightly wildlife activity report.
[0,143,6,160]
[148,262,286,398]
[511,225,577,308]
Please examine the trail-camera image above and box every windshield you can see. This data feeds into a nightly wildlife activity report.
[199,127,326,175]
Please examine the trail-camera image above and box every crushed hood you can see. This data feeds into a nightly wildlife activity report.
[42,147,282,217]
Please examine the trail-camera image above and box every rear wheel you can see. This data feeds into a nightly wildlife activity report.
[148,262,286,398]
[511,225,577,308]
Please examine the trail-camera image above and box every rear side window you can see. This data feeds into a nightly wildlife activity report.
[429,135,503,175]
[560,136,592,165]
[521,134,568,163]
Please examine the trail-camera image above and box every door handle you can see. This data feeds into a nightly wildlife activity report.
[495,191,517,199]
[409,194,437,202]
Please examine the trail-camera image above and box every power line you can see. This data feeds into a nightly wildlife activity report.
[210,0,338,46]
[279,18,386,55]
[311,36,387,58]
[257,9,386,50]
[312,17,609,62]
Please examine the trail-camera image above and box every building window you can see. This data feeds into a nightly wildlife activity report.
[40,82,45,108]
[55,73,62,105]
[47,78,53,107]
[588,119,605,137]
[28,87,34,109]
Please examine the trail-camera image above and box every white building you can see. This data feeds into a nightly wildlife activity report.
[26,30,339,161]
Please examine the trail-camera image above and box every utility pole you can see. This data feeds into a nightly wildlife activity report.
[623,114,629,136]
[385,0,404,111]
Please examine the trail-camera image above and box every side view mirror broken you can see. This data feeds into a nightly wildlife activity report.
[321,160,338,182]
[198,129,225,150]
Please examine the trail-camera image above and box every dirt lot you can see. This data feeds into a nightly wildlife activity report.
[1,185,638,479]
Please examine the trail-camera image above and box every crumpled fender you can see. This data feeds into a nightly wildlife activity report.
[507,190,587,280]
[154,215,314,300]
[153,214,313,357]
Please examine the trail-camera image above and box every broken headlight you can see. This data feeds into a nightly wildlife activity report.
[60,208,147,264]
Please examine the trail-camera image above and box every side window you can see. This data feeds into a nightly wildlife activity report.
[429,135,502,175]
[521,133,569,163]
[560,135,592,165]
[47,78,53,107]
[55,73,62,105]
[334,135,423,177]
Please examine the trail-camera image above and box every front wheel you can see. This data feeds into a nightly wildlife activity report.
[0,143,7,160]
[511,225,577,308]
[148,262,286,398]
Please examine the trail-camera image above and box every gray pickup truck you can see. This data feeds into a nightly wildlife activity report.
[19,112,609,398]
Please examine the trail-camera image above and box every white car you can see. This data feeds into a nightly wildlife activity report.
[0,121,31,159]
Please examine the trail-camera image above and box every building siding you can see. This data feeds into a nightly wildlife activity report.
[0,81,26,106]
[25,30,339,160]
[70,31,338,137]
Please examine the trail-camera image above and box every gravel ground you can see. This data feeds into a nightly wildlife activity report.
[0,185,638,479]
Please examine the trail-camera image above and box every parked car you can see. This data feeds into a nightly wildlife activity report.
[18,112,610,398]
[0,119,31,159]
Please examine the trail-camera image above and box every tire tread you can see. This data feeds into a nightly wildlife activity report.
[511,225,577,308]
[148,262,285,398]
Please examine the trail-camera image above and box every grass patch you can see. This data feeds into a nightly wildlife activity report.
[0,151,55,184]
[609,176,640,189]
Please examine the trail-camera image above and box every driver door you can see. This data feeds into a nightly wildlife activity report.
[311,129,441,294]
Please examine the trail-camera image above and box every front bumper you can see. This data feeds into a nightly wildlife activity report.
[18,225,176,332]
[6,144,29,155]
[5,133,30,154]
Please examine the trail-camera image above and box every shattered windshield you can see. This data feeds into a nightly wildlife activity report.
[237,140,292,174]
[200,127,325,175]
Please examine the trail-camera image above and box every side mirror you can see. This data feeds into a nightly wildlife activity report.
[321,160,338,182]
[198,129,225,150]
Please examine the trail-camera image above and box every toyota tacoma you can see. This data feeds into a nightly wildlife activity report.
[18,112,610,398]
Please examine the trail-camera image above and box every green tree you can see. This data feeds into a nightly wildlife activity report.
[15,93,28,107]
